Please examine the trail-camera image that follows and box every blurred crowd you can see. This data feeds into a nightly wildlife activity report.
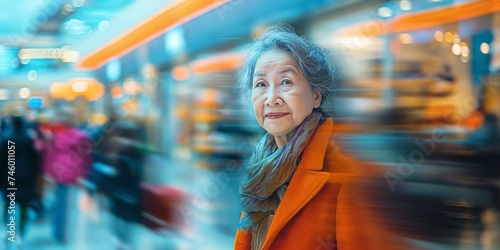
[0,107,154,250]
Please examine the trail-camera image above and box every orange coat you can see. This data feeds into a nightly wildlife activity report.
[234,118,407,250]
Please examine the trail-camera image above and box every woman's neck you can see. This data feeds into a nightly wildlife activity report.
[273,129,297,148]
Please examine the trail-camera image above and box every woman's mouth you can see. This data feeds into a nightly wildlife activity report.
[265,112,288,119]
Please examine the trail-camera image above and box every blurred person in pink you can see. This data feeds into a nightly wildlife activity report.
[41,107,92,242]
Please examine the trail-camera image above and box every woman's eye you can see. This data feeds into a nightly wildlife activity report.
[255,82,265,88]
[282,79,292,85]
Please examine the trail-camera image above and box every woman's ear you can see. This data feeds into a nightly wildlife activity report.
[313,89,322,108]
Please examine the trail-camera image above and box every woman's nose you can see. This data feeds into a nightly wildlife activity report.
[264,88,283,106]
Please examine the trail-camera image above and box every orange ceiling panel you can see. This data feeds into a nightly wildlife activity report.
[387,0,500,33]
[191,53,243,74]
[77,0,229,70]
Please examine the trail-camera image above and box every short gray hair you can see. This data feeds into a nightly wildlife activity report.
[236,24,336,116]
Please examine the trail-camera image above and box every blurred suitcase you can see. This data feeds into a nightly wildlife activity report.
[141,184,186,231]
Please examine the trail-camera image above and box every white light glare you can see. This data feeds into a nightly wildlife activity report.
[461,45,469,57]
[378,7,393,18]
[480,43,490,54]
[19,88,30,99]
[400,0,412,11]
[27,70,37,81]
[451,44,461,55]
[72,81,88,93]
[98,20,110,32]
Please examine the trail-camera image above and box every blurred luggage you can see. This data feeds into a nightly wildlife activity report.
[141,184,186,231]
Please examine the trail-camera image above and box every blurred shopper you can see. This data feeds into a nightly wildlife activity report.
[464,109,500,249]
[429,64,456,96]
[83,116,118,194]
[108,152,142,250]
[0,115,42,248]
[234,25,408,250]
[90,120,143,249]
[110,126,142,250]
[0,116,9,137]
[42,107,92,242]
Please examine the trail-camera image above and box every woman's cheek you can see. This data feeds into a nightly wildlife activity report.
[251,93,264,106]
[253,110,264,126]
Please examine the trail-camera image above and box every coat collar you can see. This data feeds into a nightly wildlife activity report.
[261,118,334,249]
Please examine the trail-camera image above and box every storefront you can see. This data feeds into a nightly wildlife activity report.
[306,0,499,131]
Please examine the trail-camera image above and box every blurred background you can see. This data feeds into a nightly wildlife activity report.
[0,0,499,249]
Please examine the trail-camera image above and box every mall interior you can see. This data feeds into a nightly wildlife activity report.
[0,0,499,249]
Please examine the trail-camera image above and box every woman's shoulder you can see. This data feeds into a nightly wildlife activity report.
[322,134,355,174]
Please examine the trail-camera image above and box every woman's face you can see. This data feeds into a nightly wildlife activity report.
[251,49,321,147]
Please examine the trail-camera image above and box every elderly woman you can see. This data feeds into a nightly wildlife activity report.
[234,25,407,250]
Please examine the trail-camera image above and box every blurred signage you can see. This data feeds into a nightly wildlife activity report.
[0,45,17,75]
[0,89,10,100]
[17,46,80,62]
[106,59,121,82]
[28,97,43,109]
[164,27,186,55]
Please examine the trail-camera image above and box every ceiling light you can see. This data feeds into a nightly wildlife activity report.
[72,81,88,93]
[400,0,412,11]
[98,20,110,32]
[19,88,30,99]
[434,31,443,42]
[27,70,37,81]
[378,7,393,18]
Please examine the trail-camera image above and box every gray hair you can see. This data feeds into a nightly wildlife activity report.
[236,24,336,116]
